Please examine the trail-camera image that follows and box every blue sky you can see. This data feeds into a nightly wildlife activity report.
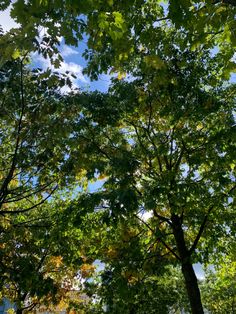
[0,6,111,93]
[2,5,236,90]
[31,37,111,93]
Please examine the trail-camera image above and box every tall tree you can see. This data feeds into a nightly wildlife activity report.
[0,59,89,311]
[0,58,88,218]
[67,45,235,313]
[1,2,236,313]
[201,255,236,313]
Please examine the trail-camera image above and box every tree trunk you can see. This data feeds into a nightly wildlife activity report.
[171,214,204,314]
[181,261,204,314]
[16,309,23,314]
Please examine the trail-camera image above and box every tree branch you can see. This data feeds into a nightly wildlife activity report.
[189,205,214,255]
[135,213,180,260]
[189,182,236,256]
[0,60,25,206]
[153,208,173,226]
[134,213,155,232]
[4,181,54,203]
[157,237,181,261]
[0,185,57,215]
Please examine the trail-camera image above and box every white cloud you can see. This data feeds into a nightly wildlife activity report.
[0,7,19,32]
[138,210,153,222]
[37,25,63,43]
[31,53,88,93]
[59,61,86,82]
[61,45,79,57]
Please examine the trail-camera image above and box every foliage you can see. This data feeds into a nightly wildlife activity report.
[77,212,190,313]
[0,60,88,311]
[0,58,90,218]
[84,267,189,313]
[201,257,236,313]
[0,202,80,312]
[1,1,236,313]
[2,1,236,79]
[65,45,236,312]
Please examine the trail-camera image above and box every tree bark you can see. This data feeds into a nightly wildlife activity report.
[16,310,23,314]
[181,261,204,314]
[171,214,204,314]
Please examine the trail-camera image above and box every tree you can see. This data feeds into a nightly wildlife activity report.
[201,260,236,313]
[0,200,81,313]
[2,1,236,79]
[200,230,236,313]
[0,55,95,217]
[67,45,235,313]
[1,2,236,313]
[0,59,90,312]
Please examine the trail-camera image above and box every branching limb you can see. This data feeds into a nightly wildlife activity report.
[4,181,54,203]
[0,185,57,215]
[157,237,181,261]
[189,184,236,255]
[189,205,214,255]
[135,213,180,260]
[153,208,173,226]
[0,60,25,206]
[134,213,155,232]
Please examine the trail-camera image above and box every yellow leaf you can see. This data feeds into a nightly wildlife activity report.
[215,6,227,14]
[98,173,107,180]
[117,72,126,80]
[196,122,203,130]
[107,0,113,6]
[106,246,119,259]
[144,55,166,70]
[80,263,96,278]
[12,49,21,60]
[0,243,6,249]
[49,255,63,268]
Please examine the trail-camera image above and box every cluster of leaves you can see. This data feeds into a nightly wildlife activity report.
[1,1,236,313]
[61,44,236,312]
[2,1,236,77]
[201,252,236,313]
[0,59,92,312]
[75,211,189,313]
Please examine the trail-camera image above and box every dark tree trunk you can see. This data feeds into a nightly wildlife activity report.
[16,309,23,314]
[181,261,204,314]
[171,214,204,314]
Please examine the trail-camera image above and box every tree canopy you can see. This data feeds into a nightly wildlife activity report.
[0,1,236,313]
[0,59,85,312]
[2,0,236,78]
[63,44,235,313]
